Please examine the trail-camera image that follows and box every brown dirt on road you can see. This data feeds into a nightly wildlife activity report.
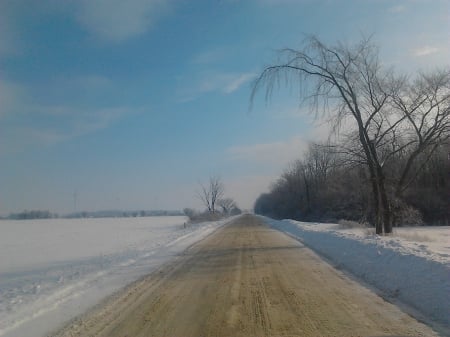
[52,214,438,337]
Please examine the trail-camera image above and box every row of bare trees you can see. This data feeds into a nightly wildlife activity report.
[252,36,449,234]
[254,141,448,228]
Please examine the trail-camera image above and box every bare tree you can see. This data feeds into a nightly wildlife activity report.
[391,70,450,197]
[197,183,212,213]
[218,198,237,214]
[197,176,225,213]
[252,36,450,234]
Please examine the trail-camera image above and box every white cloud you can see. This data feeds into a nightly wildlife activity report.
[227,136,309,167]
[0,103,135,155]
[225,175,275,210]
[192,48,226,64]
[72,106,131,134]
[0,73,133,154]
[201,72,256,94]
[179,71,256,101]
[388,5,406,14]
[223,73,256,94]
[35,105,131,137]
[414,46,440,57]
[76,0,170,42]
[0,126,63,155]
[225,114,348,168]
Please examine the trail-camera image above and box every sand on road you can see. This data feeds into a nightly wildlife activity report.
[51,214,438,337]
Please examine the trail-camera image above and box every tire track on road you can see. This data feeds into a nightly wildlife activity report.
[52,214,439,337]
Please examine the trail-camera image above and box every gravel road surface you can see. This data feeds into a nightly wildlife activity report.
[51,214,438,337]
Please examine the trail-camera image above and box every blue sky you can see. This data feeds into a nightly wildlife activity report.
[1,0,448,215]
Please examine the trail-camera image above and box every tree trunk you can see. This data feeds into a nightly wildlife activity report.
[370,176,383,234]
[303,174,311,214]
[357,125,383,234]
[378,177,392,234]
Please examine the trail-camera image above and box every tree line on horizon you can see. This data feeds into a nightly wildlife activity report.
[254,140,448,226]
[4,209,185,220]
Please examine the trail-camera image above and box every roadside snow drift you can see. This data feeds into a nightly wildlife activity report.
[0,216,232,337]
[264,217,450,331]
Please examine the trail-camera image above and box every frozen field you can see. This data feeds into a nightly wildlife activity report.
[0,216,230,337]
[263,217,450,334]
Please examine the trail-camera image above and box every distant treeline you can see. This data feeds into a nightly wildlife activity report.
[7,210,59,220]
[4,209,184,220]
[254,142,449,226]
[65,210,184,218]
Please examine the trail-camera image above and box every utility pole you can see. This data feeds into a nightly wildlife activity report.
[73,191,78,214]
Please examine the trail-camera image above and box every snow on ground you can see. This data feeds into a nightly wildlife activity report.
[0,216,233,337]
[263,217,450,333]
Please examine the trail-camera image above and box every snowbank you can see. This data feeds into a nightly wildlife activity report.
[263,217,450,331]
[0,216,235,337]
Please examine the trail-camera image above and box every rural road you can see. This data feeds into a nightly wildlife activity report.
[52,214,438,337]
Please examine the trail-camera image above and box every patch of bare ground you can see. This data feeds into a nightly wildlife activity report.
[50,214,439,337]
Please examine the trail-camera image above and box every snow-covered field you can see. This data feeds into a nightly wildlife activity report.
[263,217,450,334]
[0,216,231,337]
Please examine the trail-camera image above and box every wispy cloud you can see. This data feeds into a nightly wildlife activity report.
[71,106,131,135]
[227,136,309,167]
[202,72,256,94]
[223,73,256,94]
[388,5,406,14]
[33,105,130,135]
[0,72,130,152]
[76,0,170,42]
[0,104,131,154]
[179,71,256,101]
[413,46,440,57]
[192,48,227,64]
[225,175,274,210]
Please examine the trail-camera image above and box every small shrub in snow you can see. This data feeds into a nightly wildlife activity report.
[393,230,433,242]
[391,199,424,227]
[364,228,376,236]
[185,211,224,224]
